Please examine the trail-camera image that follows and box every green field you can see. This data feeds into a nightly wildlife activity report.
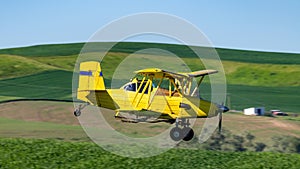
[0,138,300,169]
[1,42,299,64]
[0,117,88,141]
[0,70,72,101]
[0,42,299,112]
[0,139,300,169]
[0,42,300,168]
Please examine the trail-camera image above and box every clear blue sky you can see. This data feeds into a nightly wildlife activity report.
[1,0,299,53]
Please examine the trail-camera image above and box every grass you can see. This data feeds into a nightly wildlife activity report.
[0,42,299,112]
[227,85,300,112]
[0,42,299,168]
[31,55,78,71]
[220,113,300,145]
[0,117,88,141]
[199,83,300,112]
[1,42,300,64]
[0,69,298,112]
[0,138,300,168]
[0,54,55,79]
[0,70,72,101]
[279,115,300,122]
[222,61,300,87]
[1,100,299,149]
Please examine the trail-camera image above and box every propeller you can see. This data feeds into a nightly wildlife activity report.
[217,102,229,133]
[218,105,222,133]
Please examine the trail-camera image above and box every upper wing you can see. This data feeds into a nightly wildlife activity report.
[135,68,187,79]
[185,69,218,77]
[135,68,218,78]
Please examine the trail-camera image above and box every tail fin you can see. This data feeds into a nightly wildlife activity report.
[78,61,105,91]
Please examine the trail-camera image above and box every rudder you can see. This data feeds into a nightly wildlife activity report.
[78,61,105,91]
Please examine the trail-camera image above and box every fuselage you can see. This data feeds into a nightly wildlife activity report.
[86,82,218,119]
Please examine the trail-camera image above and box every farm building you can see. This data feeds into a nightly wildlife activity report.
[243,107,265,116]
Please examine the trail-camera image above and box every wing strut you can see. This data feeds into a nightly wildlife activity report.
[191,76,205,97]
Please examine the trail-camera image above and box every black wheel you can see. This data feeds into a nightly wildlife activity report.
[182,127,194,141]
[170,127,183,141]
[74,109,81,117]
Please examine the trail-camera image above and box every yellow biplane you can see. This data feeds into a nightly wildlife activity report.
[74,61,229,141]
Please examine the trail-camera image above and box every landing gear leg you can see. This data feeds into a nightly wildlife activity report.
[169,118,194,141]
[74,103,89,117]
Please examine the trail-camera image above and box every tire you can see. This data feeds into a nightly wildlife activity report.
[182,127,194,141]
[170,127,183,141]
[74,109,81,117]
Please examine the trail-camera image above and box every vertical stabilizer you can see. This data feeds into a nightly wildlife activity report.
[78,61,105,91]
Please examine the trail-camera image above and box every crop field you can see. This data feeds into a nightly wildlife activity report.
[0,42,299,168]
[0,70,72,101]
[0,42,299,111]
[1,138,300,169]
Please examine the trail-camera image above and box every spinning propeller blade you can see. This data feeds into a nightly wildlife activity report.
[218,102,229,133]
[218,103,223,133]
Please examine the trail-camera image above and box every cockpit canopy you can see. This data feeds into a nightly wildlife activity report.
[123,80,154,94]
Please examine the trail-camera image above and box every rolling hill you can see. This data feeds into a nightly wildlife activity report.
[0,42,299,112]
[0,42,300,168]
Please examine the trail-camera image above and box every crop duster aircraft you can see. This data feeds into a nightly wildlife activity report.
[74,61,229,141]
